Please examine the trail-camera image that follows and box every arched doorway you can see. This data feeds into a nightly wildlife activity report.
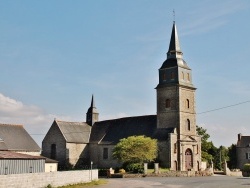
[185,148,193,170]
[174,160,178,171]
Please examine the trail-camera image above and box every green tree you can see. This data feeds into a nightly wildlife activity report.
[196,126,215,162]
[228,144,237,169]
[112,135,157,172]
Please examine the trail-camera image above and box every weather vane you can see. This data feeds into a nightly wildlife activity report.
[173,9,175,23]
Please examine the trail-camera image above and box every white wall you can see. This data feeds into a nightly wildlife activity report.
[0,170,98,188]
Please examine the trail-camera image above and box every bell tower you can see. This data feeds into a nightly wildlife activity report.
[156,22,196,137]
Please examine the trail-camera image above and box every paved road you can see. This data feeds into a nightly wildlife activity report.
[97,175,250,188]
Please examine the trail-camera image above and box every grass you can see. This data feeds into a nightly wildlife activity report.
[55,179,108,188]
[147,168,170,173]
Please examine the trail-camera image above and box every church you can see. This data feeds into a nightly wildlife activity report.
[42,22,201,171]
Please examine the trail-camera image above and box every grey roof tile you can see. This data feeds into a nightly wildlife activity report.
[56,120,91,143]
[90,115,173,144]
[0,151,45,159]
[237,136,250,147]
[0,124,40,151]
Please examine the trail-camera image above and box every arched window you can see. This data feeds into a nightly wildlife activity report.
[170,72,175,80]
[163,73,166,80]
[186,119,191,131]
[166,99,170,108]
[51,144,56,160]
[186,99,190,109]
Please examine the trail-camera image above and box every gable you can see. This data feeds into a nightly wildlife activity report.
[0,124,40,151]
[56,120,91,143]
[42,121,66,144]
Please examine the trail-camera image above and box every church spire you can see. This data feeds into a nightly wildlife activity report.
[90,94,95,108]
[86,95,99,126]
[167,22,183,59]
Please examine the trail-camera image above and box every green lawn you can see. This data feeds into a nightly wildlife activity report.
[147,168,170,173]
[52,179,108,188]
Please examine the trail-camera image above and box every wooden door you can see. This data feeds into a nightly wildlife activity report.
[185,149,193,170]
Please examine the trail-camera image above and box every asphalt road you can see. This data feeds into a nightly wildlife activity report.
[98,175,250,188]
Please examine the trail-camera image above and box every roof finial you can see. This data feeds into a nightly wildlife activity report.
[173,9,175,23]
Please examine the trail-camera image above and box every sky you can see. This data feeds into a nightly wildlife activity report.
[0,0,250,148]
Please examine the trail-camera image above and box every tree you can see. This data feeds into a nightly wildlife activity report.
[227,144,237,169]
[112,135,157,172]
[196,126,215,162]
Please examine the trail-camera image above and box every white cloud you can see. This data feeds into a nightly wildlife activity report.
[182,1,247,36]
[0,93,72,146]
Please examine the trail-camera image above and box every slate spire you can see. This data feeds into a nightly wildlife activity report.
[90,94,95,108]
[167,22,183,59]
[86,95,99,126]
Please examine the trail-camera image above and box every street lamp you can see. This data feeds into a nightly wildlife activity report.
[90,161,93,181]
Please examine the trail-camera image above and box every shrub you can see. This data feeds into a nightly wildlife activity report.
[243,163,250,172]
[119,169,126,174]
[125,163,143,173]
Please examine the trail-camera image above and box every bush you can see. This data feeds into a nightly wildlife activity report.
[125,163,143,173]
[243,163,250,172]
[119,169,126,174]
[98,169,108,176]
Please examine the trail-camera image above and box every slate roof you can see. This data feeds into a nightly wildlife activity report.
[237,136,250,147]
[0,124,40,151]
[89,115,174,144]
[56,120,91,143]
[0,151,45,159]
[160,58,190,69]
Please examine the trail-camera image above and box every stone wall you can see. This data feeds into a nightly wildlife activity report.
[42,122,66,166]
[236,147,250,170]
[66,143,89,167]
[0,170,98,188]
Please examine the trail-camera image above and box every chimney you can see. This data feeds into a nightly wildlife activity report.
[238,133,242,141]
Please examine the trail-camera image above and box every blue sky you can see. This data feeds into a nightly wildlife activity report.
[0,0,250,147]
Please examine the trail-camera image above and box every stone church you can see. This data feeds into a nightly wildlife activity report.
[42,22,201,171]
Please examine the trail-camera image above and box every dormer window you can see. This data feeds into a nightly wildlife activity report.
[162,73,166,80]
[170,72,175,80]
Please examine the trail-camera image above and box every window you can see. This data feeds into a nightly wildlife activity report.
[103,148,108,160]
[170,72,175,80]
[51,144,56,160]
[186,119,191,131]
[162,73,166,80]
[187,73,190,81]
[246,152,250,159]
[166,99,170,108]
[186,99,190,109]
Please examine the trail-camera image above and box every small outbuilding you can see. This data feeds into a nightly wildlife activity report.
[0,151,45,175]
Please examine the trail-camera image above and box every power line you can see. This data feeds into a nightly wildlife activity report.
[29,100,250,135]
[197,100,250,115]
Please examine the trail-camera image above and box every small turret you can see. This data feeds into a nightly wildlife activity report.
[86,95,99,126]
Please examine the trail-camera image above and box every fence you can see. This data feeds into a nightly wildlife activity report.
[0,169,98,188]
